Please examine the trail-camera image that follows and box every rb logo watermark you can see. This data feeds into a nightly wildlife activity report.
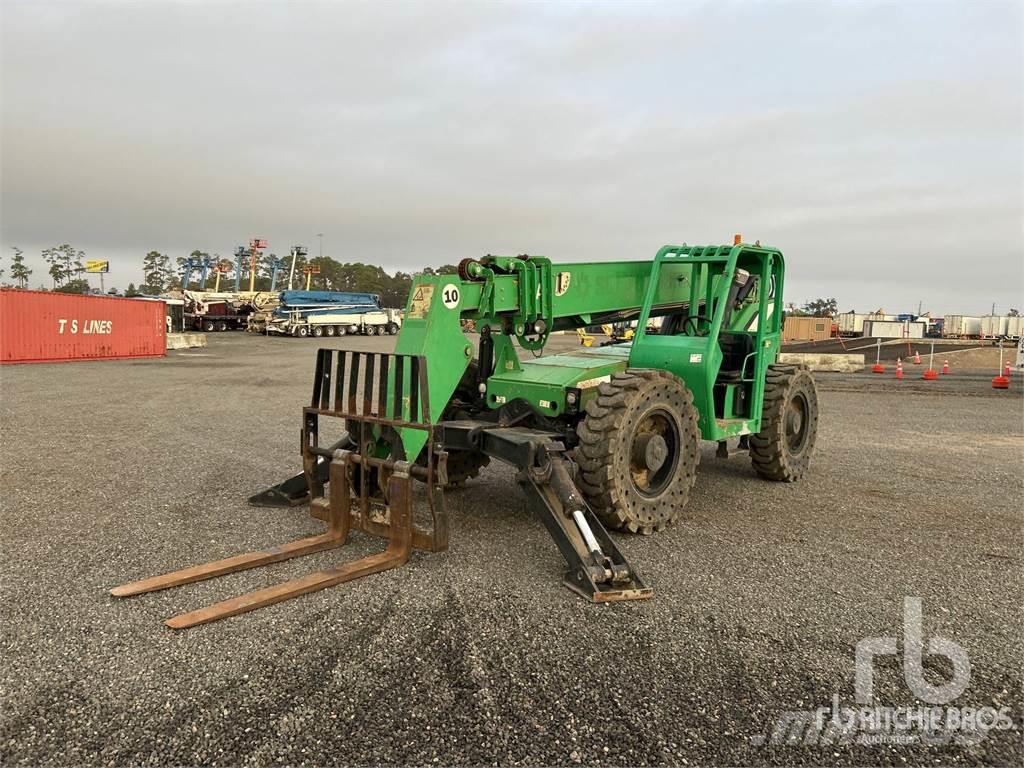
[752,597,1015,747]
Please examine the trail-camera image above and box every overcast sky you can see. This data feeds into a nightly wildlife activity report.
[2,0,1021,314]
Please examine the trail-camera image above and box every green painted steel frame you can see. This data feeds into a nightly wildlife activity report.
[380,243,784,460]
[627,243,785,441]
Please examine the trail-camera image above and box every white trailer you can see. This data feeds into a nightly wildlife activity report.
[942,315,982,338]
[267,308,403,338]
[862,319,926,339]
[837,312,892,336]
[837,313,866,336]
[1006,316,1022,340]
[980,315,1009,339]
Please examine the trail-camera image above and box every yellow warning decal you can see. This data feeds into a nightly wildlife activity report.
[409,284,435,319]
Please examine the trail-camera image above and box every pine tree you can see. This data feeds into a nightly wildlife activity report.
[142,251,172,293]
[10,247,31,288]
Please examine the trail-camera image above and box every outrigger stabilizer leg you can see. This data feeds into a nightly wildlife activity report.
[438,420,651,602]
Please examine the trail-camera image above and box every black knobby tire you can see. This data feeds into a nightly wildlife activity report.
[749,364,818,482]
[575,369,700,534]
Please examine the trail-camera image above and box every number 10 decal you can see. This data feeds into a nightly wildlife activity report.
[442,284,460,309]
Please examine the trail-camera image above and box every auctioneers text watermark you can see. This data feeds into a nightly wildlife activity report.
[751,597,1015,747]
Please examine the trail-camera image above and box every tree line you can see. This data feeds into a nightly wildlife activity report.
[139,249,458,307]
[1,244,96,293]
[0,245,458,305]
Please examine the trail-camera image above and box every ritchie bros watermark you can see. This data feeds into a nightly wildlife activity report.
[751,597,1015,748]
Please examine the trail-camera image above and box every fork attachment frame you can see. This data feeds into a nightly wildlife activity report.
[112,350,446,629]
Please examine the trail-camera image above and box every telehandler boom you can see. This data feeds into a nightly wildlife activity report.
[114,241,819,627]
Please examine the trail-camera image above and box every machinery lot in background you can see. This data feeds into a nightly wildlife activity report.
[1,332,1020,766]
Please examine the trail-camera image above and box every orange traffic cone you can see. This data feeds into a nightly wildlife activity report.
[1005,362,1012,377]
[896,358,904,380]
[942,359,950,375]
[913,351,921,364]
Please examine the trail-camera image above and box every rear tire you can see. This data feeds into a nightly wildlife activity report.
[203,320,215,332]
[325,325,336,337]
[217,321,228,332]
[312,325,324,338]
[575,370,700,534]
[336,326,347,336]
[749,364,818,481]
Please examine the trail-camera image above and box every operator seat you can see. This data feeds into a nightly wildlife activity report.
[716,333,754,383]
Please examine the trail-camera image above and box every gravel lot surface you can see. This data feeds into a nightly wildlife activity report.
[2,333,1022,766]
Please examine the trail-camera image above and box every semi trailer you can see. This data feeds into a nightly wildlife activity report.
[266,307,403,337]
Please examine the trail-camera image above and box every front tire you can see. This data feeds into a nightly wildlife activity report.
[575,370,700,534]
[749,364,818,481]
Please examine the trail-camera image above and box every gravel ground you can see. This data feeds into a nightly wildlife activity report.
[2,333,1022,766]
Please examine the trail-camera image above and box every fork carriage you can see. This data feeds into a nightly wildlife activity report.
[114,348,649,628]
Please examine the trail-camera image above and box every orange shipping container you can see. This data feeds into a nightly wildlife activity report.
[783,316,832,343]
[0,289,166,364]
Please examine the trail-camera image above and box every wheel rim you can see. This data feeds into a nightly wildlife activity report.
[785,391,810,454]
[628,407,680,498]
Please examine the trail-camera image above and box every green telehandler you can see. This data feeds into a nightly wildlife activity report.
[113,240,819,627]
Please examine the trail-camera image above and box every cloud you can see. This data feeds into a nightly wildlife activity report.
[1,0,1021,313]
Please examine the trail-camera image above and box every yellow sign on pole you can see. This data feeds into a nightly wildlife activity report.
[85,260,110,273]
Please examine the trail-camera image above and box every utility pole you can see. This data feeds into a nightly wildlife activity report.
[317,233,323,259]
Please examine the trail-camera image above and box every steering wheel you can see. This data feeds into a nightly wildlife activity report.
[681,315,708,336]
